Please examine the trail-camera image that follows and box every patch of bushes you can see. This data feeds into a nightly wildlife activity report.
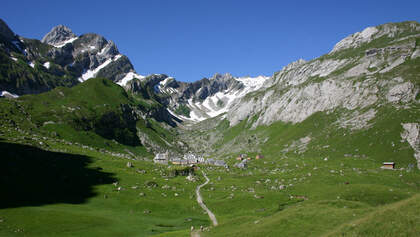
[175,104,190,118]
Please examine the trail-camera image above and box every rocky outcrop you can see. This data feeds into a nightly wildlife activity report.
[331,21,420,53]
[41,25,76,46]
[95,55,134,82]
[227,73,380,126]
[401,123,420,169]
[331,26,378,53]
[336,109,377,131]
[44,31,135,83]
[386,81,417,103]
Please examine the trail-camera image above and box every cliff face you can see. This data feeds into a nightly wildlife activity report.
[226,21,419,128]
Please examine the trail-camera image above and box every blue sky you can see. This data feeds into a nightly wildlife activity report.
[2,0,420,82]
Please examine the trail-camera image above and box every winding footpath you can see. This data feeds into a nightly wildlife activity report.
[196,171,218,226]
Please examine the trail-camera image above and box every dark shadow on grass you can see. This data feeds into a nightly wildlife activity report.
[0,141,117,209]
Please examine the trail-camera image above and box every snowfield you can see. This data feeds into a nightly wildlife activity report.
[171,75,269,122]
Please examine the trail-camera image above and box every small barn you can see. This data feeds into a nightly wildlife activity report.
[381,162,395,170]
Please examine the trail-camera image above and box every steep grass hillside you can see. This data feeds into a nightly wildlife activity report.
[0,77,179,157]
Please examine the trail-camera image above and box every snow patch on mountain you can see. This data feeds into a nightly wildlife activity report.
[236,76,268,90]
[160,77,174,87]
[177,75,269,122]
[43,62,50,69]
[53,37,78,48]
[117,71,145,86]
[1,90,19,98]
[79,54,123,82]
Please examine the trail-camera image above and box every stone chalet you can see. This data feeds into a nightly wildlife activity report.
[154,151,227,168]
[183,153,205,164]
[206,158,228,168]
[153,152,169,165]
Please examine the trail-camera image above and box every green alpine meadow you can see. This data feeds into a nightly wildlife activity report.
[0,12,419,237]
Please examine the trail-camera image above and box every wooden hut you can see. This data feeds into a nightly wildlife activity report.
[381,162,395,170]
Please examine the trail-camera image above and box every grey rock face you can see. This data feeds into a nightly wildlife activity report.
[39,24,137,84]
[336,109,377,131]
[228,72,379,126]
[41,25,76,46]
[226,22,420,128]
[331,21,419,53]
[331,26,378,53]
[235,159,248,169]
[96,55,133,82]
[386,82,417,103]
[43,30,136,83]
[401,123,420,169]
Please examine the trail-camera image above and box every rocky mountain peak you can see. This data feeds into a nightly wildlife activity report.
[331,26,378,53]
[210,73,234,81]
[41,24,76,46]
[283,58,307,71]
[330,21,420,53]
[0,18,16,41]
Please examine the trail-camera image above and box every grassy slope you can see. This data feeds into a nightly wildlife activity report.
[324,194,420,237]
[0,78,201,236]
[0,77,178,156]
[199,78,419,236]
[198,107,420,236]
[194,54,420,236]
[0,141,209,236]
[1,100,417,237]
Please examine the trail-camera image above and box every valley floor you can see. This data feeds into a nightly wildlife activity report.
[0,134,419,236]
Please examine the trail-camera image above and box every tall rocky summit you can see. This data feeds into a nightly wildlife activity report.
[41,25,76,46]
[0,19,142,95]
